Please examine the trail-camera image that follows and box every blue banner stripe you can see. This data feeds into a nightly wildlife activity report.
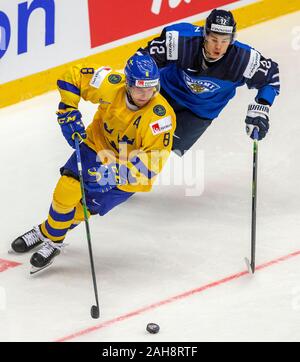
[45,221,69,238]
[57,80,80,96]
[130,157,157,179]
[49,206,75,222]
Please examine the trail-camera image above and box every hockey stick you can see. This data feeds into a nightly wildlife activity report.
[245,128,259,274]
[74,135,100,318]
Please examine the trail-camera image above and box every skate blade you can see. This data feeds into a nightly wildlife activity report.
[30,261,53,275]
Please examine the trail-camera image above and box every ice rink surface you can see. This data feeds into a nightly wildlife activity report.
[0,11,300,342]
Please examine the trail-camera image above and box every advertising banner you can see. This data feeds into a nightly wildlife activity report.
[1,0,298,108]
[88,0,241,48]
[0,0,258,85]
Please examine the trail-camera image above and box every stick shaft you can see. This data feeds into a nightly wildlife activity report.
[74,136,100,311]
[250,133,258,273]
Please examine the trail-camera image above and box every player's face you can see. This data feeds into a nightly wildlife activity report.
[204,33,231,59]
[130,86,156,107]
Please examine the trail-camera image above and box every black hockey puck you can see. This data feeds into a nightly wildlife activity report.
[146,323,160,334]
[91,305,99,319]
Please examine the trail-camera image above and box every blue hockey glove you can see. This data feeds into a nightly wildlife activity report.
[57,110,87,148]
[245,102,270,141]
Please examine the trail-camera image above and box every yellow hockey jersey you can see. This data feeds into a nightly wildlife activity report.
[57,64,176,193]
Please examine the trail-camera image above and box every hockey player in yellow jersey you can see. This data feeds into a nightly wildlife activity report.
[11,54,176,272]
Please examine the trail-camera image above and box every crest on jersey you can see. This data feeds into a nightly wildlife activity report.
[108,74,122,84]
[153,105,166,116]
[183,73,220,94]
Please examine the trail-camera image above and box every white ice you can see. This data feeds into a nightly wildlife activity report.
[0,11,300,342]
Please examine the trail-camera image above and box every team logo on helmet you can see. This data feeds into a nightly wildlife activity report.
[108,74,122,84]
[183,73,220,94]
[153,105,166,116]
[216,15,231,26]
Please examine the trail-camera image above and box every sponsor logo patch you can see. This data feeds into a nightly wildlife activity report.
[90,67,111,88]
[166,30,179,60]
[211,24,233,34]
[153,105,166,116]
[150,116,172,135]
[243,49,261,79]
[108,74,122,84]
[183,73,220,94]
[135,79,159,88]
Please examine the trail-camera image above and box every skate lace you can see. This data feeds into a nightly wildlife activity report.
[23,229,42,247]
[38,241,63,259]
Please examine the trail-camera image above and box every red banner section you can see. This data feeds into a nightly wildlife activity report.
[0,258,21,273]
[88,0,239,48]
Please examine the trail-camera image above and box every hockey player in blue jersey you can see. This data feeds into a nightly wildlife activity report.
[140,9,280,156]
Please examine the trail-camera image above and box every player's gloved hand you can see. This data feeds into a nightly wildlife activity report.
[84,164,133,194]
[245,102,270,141]
[57,110,87,148]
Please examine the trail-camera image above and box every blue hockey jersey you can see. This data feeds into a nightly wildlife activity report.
[143,23,280,120]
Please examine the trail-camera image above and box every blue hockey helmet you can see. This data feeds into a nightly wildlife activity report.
[125,53,160,90]
[204,9,237,43]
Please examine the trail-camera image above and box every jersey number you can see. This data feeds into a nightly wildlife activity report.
[258,60,272,76]
[81,67,95,75]
[163,133,171,147]
[150,39,165,55]
[150,46,165,55]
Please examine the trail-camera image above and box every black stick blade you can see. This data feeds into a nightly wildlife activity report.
[91,305,100,319]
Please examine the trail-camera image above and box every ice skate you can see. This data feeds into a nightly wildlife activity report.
[30,240,64,274]
[11,226,45,253]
